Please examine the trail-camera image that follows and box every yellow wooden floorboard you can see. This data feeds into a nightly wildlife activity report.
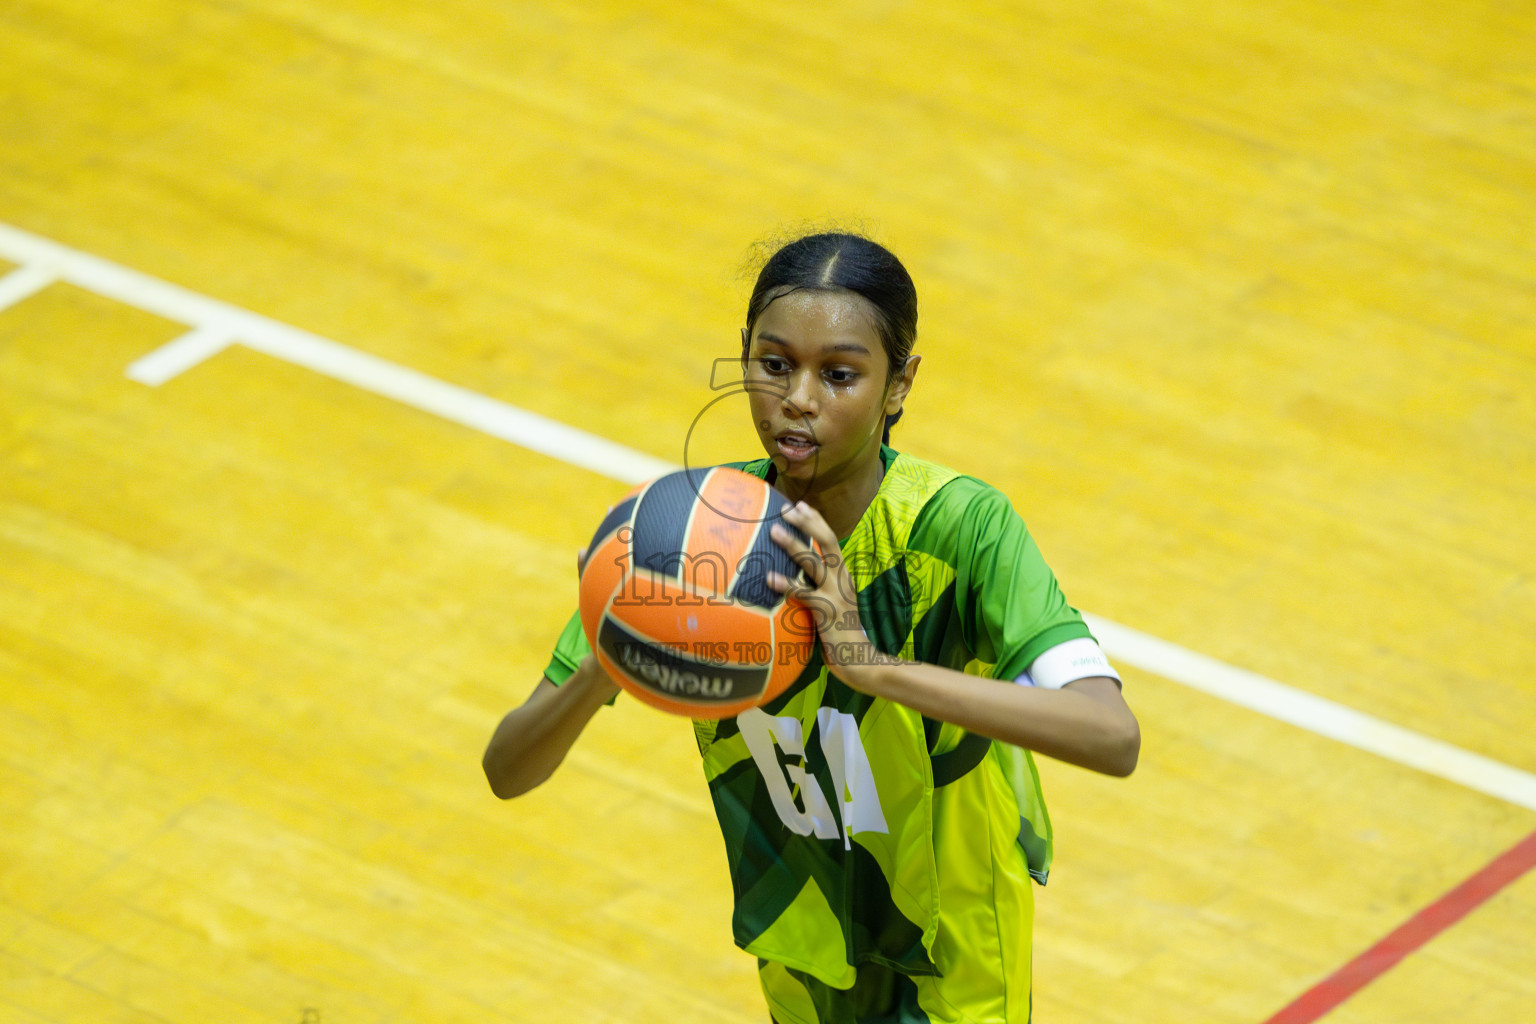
[1326,870,1536,1024]
[1032,663,1535,1022]
[0,943,170,1024]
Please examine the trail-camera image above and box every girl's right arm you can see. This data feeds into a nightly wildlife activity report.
[482,655,620,799]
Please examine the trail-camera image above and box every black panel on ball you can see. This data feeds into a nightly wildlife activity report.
[731,489,804,610]
[586,494,638,554]
[631,468,711,579]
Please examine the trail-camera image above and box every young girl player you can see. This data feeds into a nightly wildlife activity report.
[484,232,1140,1023]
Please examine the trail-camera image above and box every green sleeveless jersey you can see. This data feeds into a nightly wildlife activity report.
[545,448,1094,990]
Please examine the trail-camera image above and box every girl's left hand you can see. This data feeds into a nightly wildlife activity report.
[767,502,893,685]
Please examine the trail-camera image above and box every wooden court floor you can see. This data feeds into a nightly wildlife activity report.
[2,1,1534,1021]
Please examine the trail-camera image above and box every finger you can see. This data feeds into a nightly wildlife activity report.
[765,569,815,601]
[576,545,589,574]
[771,520,826,558]
[769,522,812,558]
[790,546,823,585]
[771,524,824,584]
[780,501,838,551]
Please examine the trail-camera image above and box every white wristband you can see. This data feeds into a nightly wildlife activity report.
[1015,637,1121,690]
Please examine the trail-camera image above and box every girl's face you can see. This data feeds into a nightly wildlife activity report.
[742,289,915,505]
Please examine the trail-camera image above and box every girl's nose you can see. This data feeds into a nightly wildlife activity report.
[782,371,817,417]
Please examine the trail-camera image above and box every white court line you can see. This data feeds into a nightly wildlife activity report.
[0,263,56,311]
[127,325,235,385]
[238,325,675,484]
[0,222,673,485]
[1086,616,1536,811]
[3,219,1534,811]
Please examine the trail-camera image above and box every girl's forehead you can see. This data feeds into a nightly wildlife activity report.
[754,289,881,344]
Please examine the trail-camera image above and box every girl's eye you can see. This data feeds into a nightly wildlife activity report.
[759,356,789,375]
[826,368,858,385]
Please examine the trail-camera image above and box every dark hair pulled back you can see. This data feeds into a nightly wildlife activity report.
[743,232,917,445]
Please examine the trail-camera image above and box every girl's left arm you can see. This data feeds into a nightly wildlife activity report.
[770,502,1140,778]
[839,662,1138,777]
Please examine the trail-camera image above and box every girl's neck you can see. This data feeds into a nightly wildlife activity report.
[794,446,887,541]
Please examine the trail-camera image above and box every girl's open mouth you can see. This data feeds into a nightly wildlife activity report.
[776,433,817,461]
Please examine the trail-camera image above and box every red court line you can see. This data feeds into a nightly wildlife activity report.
[1264,828,1536,1024]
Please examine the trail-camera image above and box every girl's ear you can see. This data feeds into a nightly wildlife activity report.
[740,326,750,364]
[885,353,921,416]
